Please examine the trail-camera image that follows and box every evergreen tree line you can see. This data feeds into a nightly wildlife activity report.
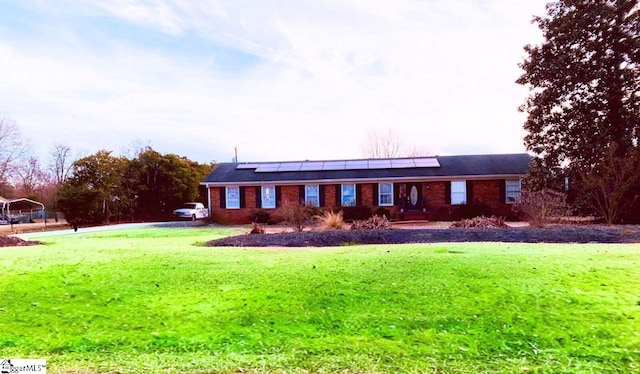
[57,148,214,226]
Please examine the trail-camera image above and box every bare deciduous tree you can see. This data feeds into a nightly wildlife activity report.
[0,115,29,189]
[362,128,403,158]
[15,156,48,197]
[361,127,433,158]
[404,144,434,157]
[577,143,640,224]
[121,138,152,159]
[513,189,569,228]
[49,143,75,185]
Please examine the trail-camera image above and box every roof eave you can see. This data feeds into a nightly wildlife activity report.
[200,173,525,187]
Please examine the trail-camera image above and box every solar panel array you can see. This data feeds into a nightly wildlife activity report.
[235,158,440,173]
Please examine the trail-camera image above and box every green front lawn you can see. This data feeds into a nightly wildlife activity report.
[1,227,639,373]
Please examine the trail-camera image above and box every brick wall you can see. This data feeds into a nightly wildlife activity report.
[211,187,222,210]
[361,183,374,206]
[471,180,502,208]
[325,185,338,209]
[209,179,512,224]
[246,186,258,208]
[424,181,446,207]
[280,185,301,205]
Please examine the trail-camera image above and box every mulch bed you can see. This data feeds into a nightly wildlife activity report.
[0,236,41,247]
[205,225,640,247]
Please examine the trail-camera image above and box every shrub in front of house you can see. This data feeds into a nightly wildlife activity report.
[513,189,569,228]
[249,209,271,224]
[373,207,391,219]
[450,216,508,229]
[321,210,344,230]
[339,206,373,221]
[431,206,454,221]
[278,200,314,232]
[306,205,325,218]
[351,215,391,230]
[452,202,493,220]
[249,222,265,234]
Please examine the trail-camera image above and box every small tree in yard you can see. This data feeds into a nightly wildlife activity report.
[514,189,569,228]
[576,143,640,224]
[278,200,313,232]
[57,184,104,228]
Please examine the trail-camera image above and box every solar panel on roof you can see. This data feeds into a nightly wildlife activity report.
[300,162,323,170]
[390,159,416,168]
[277,162,302,172]
[345,160,368,169]
[250,157,440,173]
[414,158,440,167]
[368,160,391,169]
[255,163,280,172]
[323,161,346,170]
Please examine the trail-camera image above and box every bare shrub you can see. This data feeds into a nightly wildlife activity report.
[450,216,508,229]
[278,200,313,232]
[321,210,344,230]
[351,215,391,230]
[513,189,569,228]
[576,143,640,225]
[249,222,265,234]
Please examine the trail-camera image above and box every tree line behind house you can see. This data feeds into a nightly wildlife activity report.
[0,118,214,226]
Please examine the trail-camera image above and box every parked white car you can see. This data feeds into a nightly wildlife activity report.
[172,202,208,221]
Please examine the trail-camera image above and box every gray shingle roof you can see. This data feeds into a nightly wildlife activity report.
[202,153,531,185]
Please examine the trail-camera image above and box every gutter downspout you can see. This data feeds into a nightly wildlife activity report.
[207,185,212,221]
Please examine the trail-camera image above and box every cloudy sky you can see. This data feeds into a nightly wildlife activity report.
[0,0,548,164]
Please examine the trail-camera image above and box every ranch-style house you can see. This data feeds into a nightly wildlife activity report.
[201,153,531,224]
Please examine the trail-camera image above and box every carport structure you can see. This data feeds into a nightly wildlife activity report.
[0,197,45,224]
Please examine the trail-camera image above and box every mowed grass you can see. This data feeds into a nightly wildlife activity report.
[1,227,639,373]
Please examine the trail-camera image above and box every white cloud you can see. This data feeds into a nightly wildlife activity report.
[0,0,548,164]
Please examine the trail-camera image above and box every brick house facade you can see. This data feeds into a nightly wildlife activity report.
[202,154,530,224]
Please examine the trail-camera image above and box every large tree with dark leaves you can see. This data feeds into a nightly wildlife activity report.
[124,148,214,221]
[518,0,640,223]
[57,150,127,226]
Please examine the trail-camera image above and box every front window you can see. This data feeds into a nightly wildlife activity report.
[226,186,240,209]
[506,179,522,203]
[341,184,356,207]
[378,183,394,206]
[451,180,466,205]
[262,185,276,209]
[305,185,319,207]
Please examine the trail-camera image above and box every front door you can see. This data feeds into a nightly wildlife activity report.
[406,183,422,211]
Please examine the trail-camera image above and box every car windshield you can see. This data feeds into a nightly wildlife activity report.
[182,203,197,209]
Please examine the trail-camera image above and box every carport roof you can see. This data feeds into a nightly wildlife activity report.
[1,198,45,210]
